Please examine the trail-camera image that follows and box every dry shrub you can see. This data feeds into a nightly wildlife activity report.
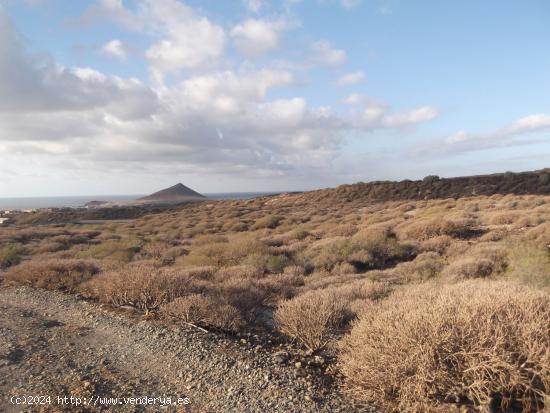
[214,265,264,281]
[392,251,444,282]
[179,236,269,267]
[242,253,289,273]
[274,290,347,351]
[309,233,413,272]
[217,277,272,318]
[160,294,244,331]
[443,257,494,280]
[419,235,452,254]
[82,264,205,312]
[506,240,550,288]
[489,212,521,225]
[340,280,550,412]
[251,214,283,230]
[443,245,508,281]
[5,259,99,292]
[192,234,228,246]
[328,224,358,237]
[401,218,477,241]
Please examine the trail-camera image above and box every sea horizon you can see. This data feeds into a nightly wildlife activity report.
[0,192,285,210]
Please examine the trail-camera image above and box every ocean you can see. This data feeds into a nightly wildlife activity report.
[0,192,281,210]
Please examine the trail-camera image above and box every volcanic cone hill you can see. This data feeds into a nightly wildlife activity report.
[139,183,206,202]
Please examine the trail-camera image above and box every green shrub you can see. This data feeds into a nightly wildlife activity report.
[0,243,24,269]
[538,173,550,185]
[422,175,440,184]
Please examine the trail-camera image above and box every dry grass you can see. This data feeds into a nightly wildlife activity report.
[339,280,550,412]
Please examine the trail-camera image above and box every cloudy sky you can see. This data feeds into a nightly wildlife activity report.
[0,0,549,196]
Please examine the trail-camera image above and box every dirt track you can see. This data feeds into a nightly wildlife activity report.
[0,287,370,413]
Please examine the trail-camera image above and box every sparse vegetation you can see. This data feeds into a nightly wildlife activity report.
[2,182,549,411]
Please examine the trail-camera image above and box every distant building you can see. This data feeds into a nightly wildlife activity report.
[0,217,12,226]
[22,209,36,213]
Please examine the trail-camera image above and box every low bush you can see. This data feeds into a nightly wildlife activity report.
[179,236,269,267]
[308,234,413,272]
[160,294,244,331]
[392,251,444,282]
[251,214,283,230]
[274,290,347,351]
[401,218,478,240]
[0,243,24,269]
[5,259,99,292]
[340,280,550,412]
[82,264,205,312]
[443,245,508,280]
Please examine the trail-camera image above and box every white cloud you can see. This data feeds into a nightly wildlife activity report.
[102,39,128,60]
[230,19,284,57]
[243,0,262,13]
[145,1,225,76]
[382,106,439,127]
[343,93,363,105]
[351,101,438,129]
[310,41,346,66]
[341,0,361,9]
[89,0,226,79]
[500,113,550,137]
[415,113,550,157]
[335,71,365,86]
[0,8,440,183]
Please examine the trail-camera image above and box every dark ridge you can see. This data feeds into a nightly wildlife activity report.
[303,168,550,204]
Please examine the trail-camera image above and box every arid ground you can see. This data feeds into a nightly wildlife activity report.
[1,172,550,412]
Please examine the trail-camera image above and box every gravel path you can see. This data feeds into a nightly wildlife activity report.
[0,287,372,412]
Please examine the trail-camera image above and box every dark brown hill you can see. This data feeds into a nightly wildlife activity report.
[139,183,206,202]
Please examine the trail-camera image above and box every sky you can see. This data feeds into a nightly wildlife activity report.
[0,0,549,197]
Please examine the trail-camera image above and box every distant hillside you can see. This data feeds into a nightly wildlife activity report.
[301,168,550,205]
[139,183,206,202]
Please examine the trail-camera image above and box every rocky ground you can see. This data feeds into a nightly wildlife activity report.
[0,287,373,412]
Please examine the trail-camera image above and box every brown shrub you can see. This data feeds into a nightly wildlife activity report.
[328,224,358,237]
[419,235,452,254]
[340,280,550,412]
[5,259,99,292]
[443,245,508,281]
[308,234,413,272]
[401,218,477,240]
[160,294,244,331]
[391,251,444,282]
[179,236,269,267]
[251,214,283,230]
[274,290,347,351]
[489,212,521,225]
[82,264,205,312]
